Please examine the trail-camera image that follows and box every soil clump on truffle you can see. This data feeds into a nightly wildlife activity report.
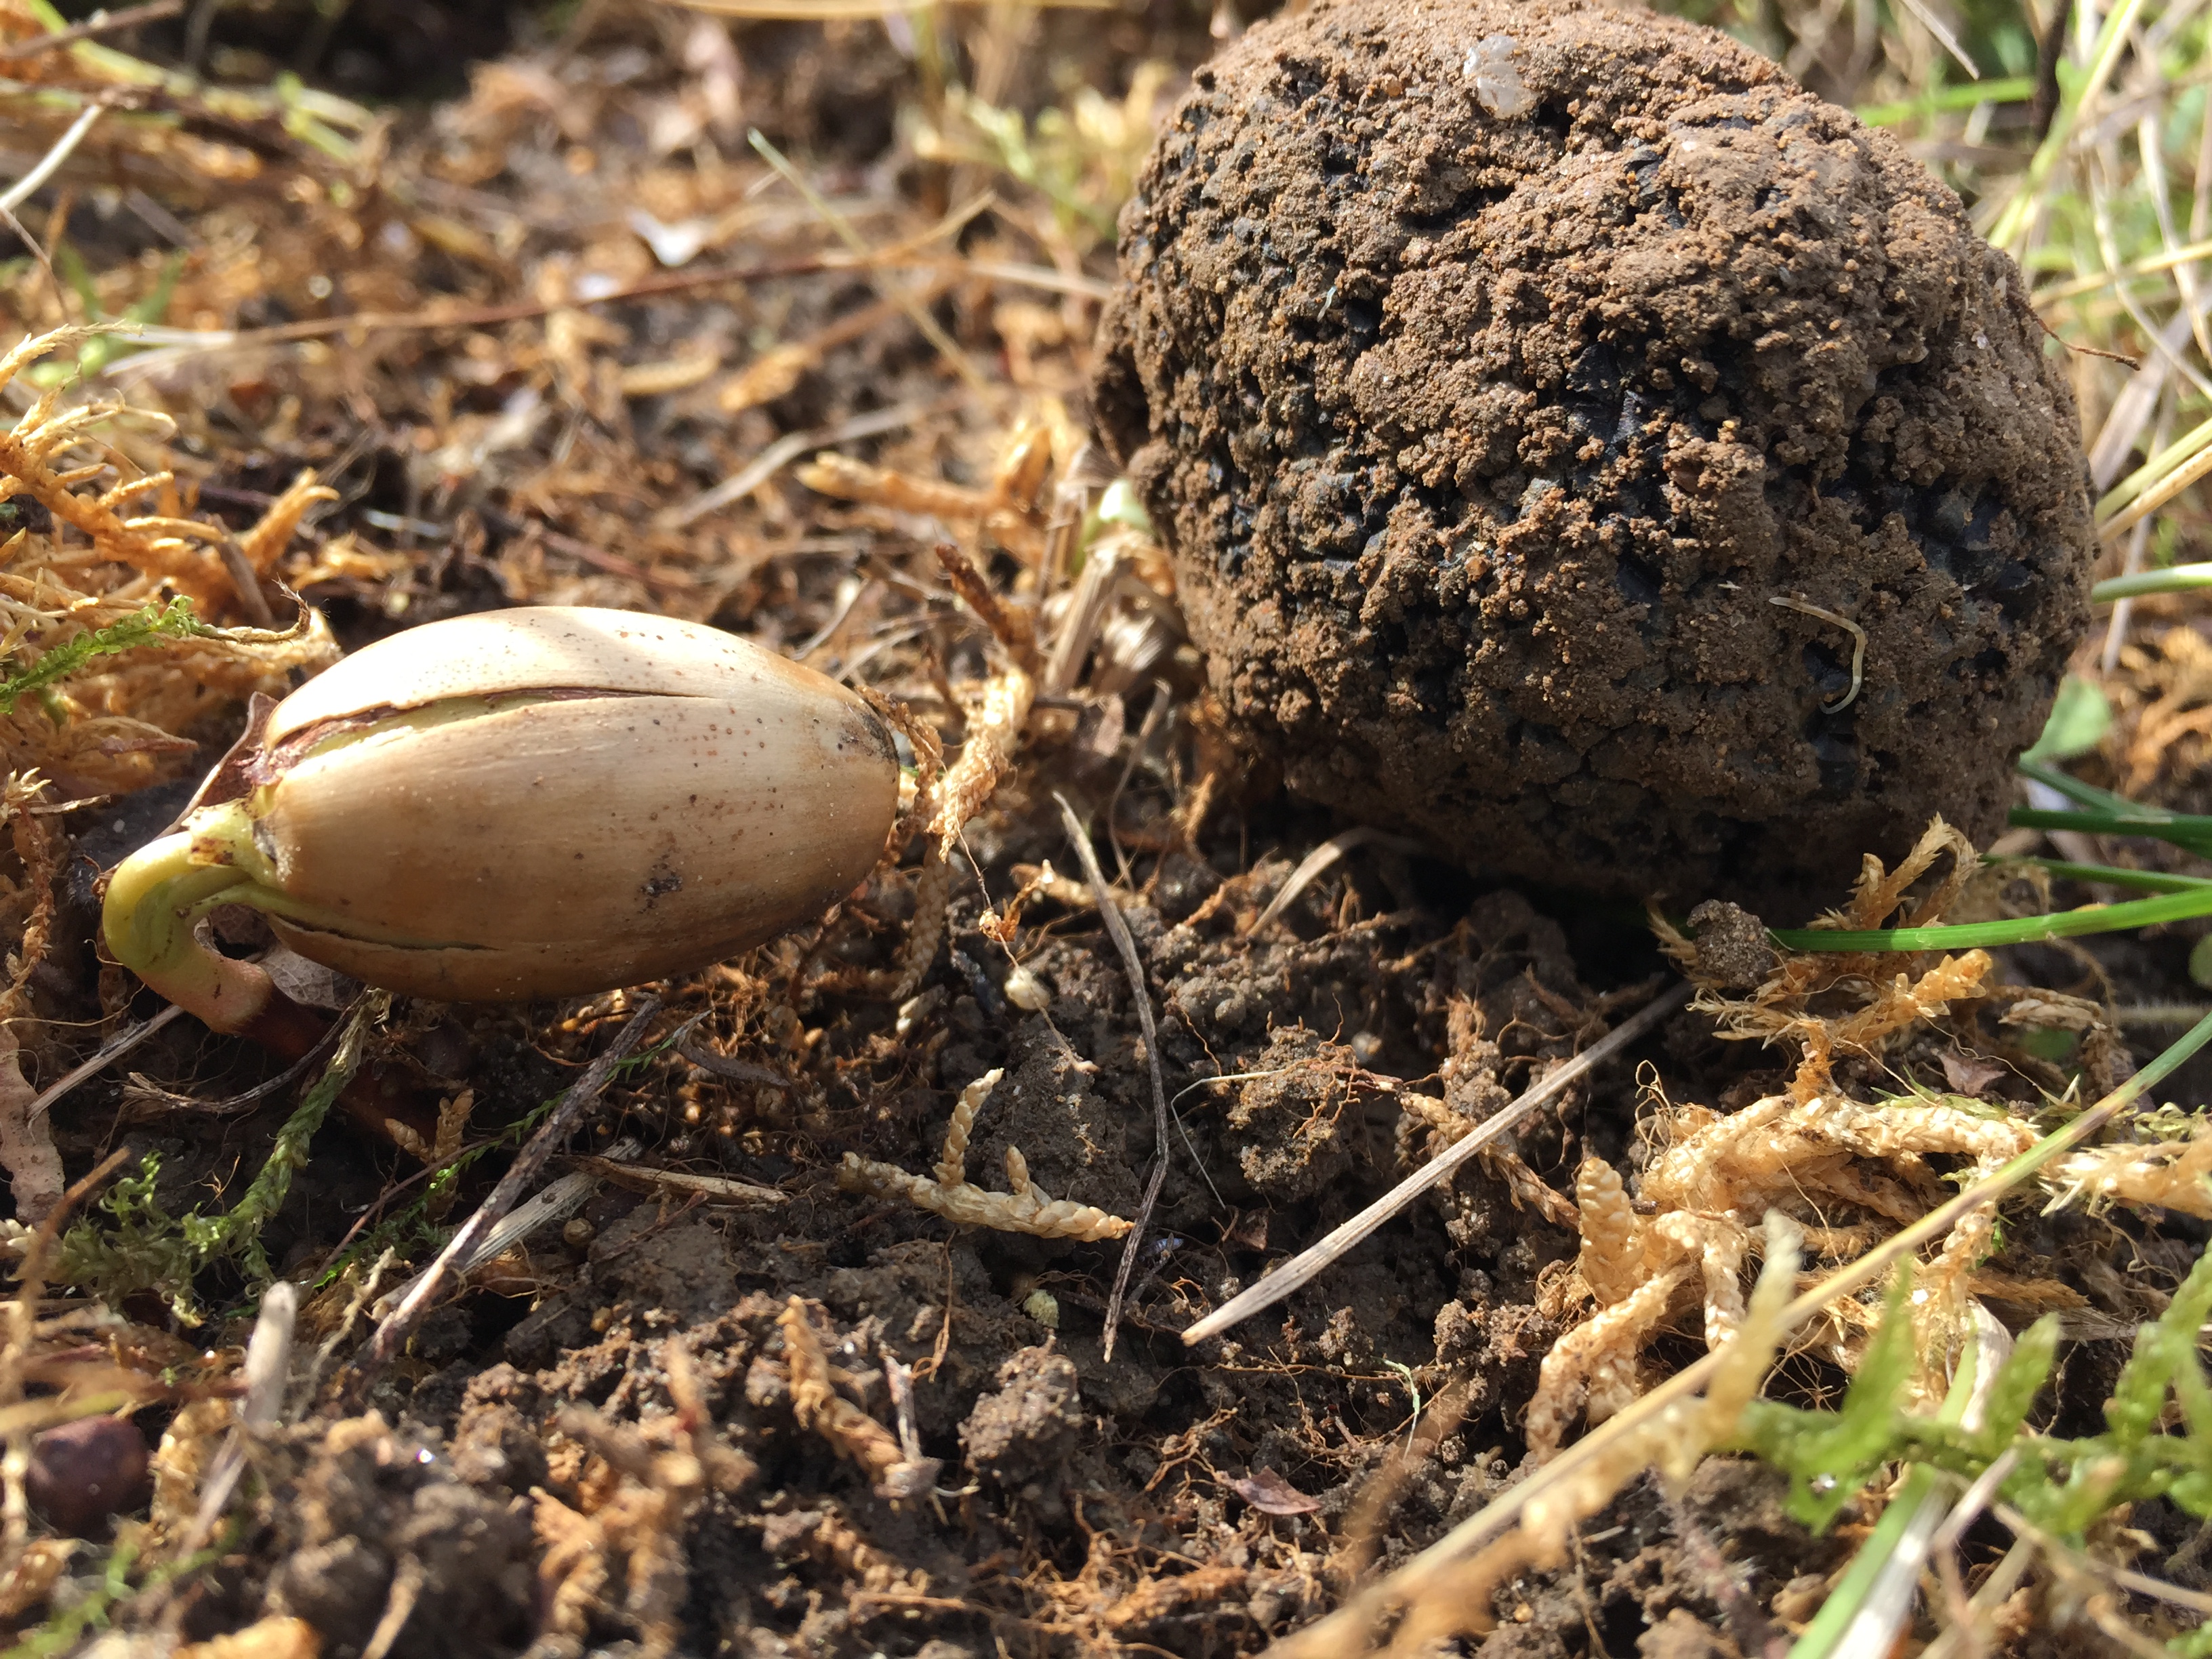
[1095,0,2096,906]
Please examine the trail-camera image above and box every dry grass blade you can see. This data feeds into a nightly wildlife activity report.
[654,400,937,531]
[0,102,104,216]
[1184,983,1689,1348]
[1054,794,1169,1362]
[573,1155,786,1208]
[1248,825,1422,935]
[175,1281,295,1559]
[22,1002,183,1125]
[747,127,987,394]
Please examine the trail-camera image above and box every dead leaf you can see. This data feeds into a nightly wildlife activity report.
[1939,1050,2011,1097]
[1228,1467,1318,1515]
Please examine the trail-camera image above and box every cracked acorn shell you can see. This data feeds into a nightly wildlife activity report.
[188,606,898,1002]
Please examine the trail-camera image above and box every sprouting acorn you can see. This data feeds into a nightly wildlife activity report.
[103,606,899,1019]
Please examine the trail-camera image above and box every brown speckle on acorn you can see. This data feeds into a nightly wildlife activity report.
[1093,0,2094,907]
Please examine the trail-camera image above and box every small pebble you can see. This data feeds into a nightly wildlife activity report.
[1004,964,1051,1011]
[28,1416,149,1536]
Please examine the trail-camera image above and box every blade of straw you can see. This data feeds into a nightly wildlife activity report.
[1183,980,1691,1347]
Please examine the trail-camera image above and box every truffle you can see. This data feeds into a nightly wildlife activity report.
[1094,0,2095,905]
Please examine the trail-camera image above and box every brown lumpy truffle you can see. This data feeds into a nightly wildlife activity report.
[1094,0,2095,905]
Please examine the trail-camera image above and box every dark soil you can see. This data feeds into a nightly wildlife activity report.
[1094,0,2096,912]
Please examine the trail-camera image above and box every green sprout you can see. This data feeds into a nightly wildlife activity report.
[52,998,376,1319]
[1736,1240,2212,1563]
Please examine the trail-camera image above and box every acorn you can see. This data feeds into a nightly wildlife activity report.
[103,607,899,1013]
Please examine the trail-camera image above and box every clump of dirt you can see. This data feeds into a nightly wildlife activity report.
[958,1344,1087,1515]
[1094,0,2095,910]
[242,1414,537,1656]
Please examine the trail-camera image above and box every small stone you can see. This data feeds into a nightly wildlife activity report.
[1685,899,1776,991]
[1004,964,1051,1010]
[28,1416,149,1536]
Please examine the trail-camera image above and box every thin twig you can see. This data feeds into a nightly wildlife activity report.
[0,104,106,216]
[346,995,662,1387]
[655,398,942,530]
[674,1040,790,1088]
[25,1002,182,1125]
[0,1,184,60]
[1933,1446,2020,1655]
[1187,983,1691,1347]
[103,253,859,377]
[1054,795,1168,1363]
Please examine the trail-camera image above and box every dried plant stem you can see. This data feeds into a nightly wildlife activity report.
[347,995,661,1387]
[20,1003,183,1126]
[840,1066,1134,1240]
[747,127,987,393]
[0,1,182,59]
[1187,982,1691,1348]
[1248,825,1422,935]
[0,103,105,216]
[1055,794,1169,1361]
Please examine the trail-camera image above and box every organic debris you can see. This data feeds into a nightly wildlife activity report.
[838,1066,1135,1242]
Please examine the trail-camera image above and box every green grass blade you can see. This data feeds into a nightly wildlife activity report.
[2009,763,2212,857]
[2016,760,2166,817]
[2096,417,2212,523]
[2007,811,2212,859]
[1770,884,2212,953]
[2012,859,2212,894]
[2093,562,2212,602]
[1786,1463,1948,1659]
[1986,0,2152,248]
[1855,75,2036,127]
